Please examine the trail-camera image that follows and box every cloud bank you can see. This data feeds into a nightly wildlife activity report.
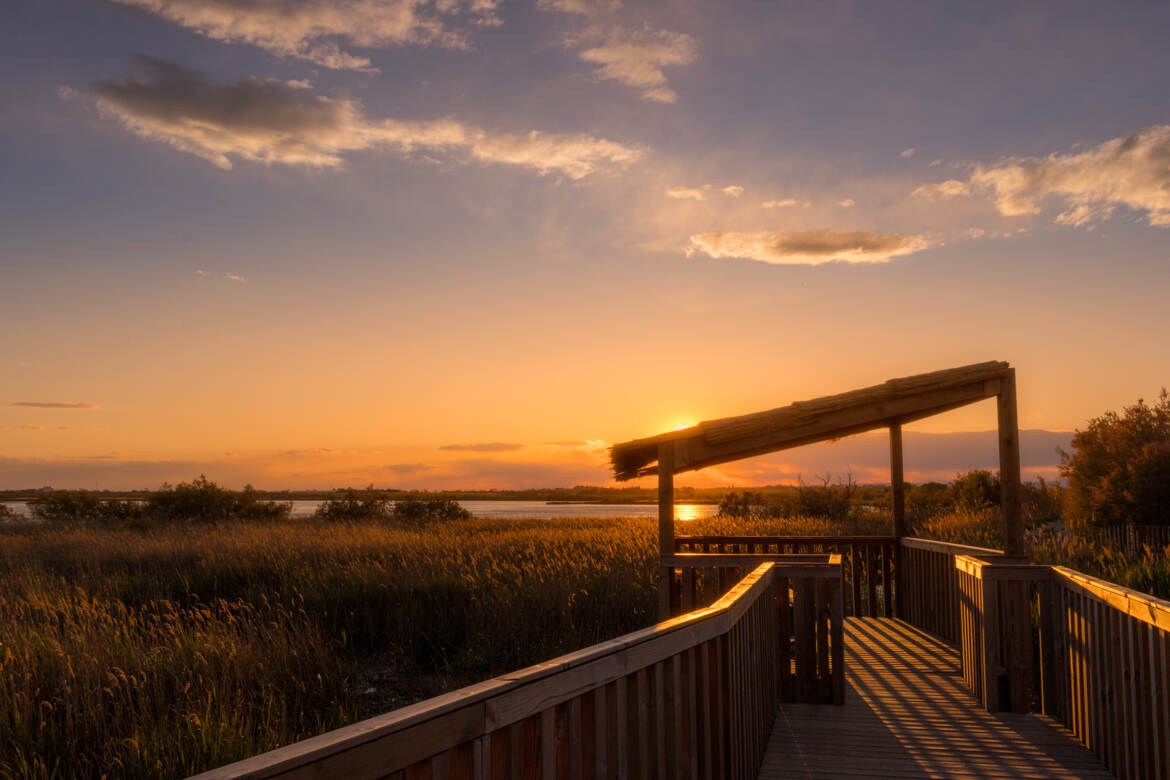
[687,229,934,265]
[111,0,500,70]
[88,58,640,177]
[913,125,1170,228]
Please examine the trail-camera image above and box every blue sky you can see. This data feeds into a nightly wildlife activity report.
[1,0,1168,489]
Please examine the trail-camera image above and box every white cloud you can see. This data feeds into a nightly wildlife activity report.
[911,125,1170,228]
[85,58,640,178]
[537,0,621,16]
[224,271,246,282]
[577,27,697,103]
[762,198,808,208]
[837,198,855,207]
[929,159,943,167]
[900,147,916,159]
[109,0,500,70]
[687,229,935,266]
[666,185,705,200]
[722,185,744,198]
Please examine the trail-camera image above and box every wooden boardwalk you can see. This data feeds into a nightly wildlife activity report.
[759,618,1113,779]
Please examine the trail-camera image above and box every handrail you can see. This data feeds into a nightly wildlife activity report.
[900,537,1003,558]
[190,562,801,780]
[1051,566,1170,630]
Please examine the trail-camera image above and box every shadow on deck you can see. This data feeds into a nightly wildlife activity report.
[760,618,1112,779]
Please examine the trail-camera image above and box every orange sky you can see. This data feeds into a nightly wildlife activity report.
[3,2,1169,489]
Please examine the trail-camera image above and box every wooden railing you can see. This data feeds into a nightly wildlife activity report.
[1043,567,1170,780]
[673,535,894,618]
[191,560,843,780]
[899,537,1002,646]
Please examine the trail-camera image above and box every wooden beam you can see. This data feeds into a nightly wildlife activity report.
[997,368,1023,557]
[658,441,674,620]
[651,381,997,477]
[890,423,906,539]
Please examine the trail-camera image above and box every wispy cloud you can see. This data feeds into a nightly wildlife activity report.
[224,271,246,283]
[537,0,621,16]
[762,198,807,208]
[687,229,935,266]
[837,198,855,207]
[439,442,526,452]
[85,58,641,177]
[900,147,916,159]
[577,26,697,103]
[912,124,1170,228]
[722,185,744,198]
[109,0,500,71]
[194,268,207,276]
[10,401,99,409]
[666,185,705,200]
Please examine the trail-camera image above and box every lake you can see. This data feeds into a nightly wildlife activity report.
[1,500,719,522]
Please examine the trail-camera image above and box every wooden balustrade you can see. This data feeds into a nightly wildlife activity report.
[954,555,1050,712]
[191,560,843,780]
[673,535,892,618]
[1042,567,1170,780]
[899,537,1002,646]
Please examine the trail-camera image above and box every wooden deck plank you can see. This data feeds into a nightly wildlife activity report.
[759,618,1112,779]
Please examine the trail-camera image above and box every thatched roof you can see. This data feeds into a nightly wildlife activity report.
[609,361,1011,481]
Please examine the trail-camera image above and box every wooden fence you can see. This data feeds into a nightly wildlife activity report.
[191,559,844,780]
[1088,524,1170,556]
[899,537,1002,646]
[673,535,893,617]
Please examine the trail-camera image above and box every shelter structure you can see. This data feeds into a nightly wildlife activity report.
[609,361,1024,617]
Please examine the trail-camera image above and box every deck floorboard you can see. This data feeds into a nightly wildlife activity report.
[759,618,1112,779]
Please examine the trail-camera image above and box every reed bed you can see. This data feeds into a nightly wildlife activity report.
[0,517,661,779]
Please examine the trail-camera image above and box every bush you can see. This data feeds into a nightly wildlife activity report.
[391,497,471,525]
[30,491,104,524]
[1060,389,1170,529]
[314,485,392,521]
[143,477,290,525]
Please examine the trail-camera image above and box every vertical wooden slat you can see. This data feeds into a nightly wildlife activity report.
[865,543,878,618]
[850,544,862,617]
[830,575,845,704]
[658,442,674,620]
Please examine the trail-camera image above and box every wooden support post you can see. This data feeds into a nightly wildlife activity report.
[890,423,906,538]
[890,423,906,619]
[997,369,1024,557]
[658,442,675,620]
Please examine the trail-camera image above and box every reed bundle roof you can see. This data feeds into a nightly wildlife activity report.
[609,361,1011,481]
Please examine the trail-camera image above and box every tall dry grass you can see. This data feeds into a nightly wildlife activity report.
[0,517,659,778]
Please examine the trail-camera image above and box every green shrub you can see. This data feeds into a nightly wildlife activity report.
[1061,389,1170,529]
